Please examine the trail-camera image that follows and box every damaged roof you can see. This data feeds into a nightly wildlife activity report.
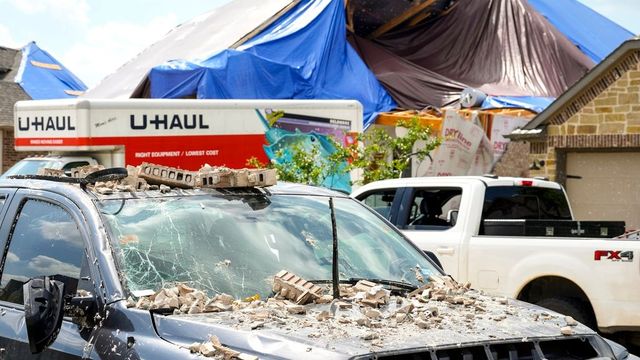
[85,0,632,119]
[0,46,29,128]
[1,42,87,129]
[0,46,21,77]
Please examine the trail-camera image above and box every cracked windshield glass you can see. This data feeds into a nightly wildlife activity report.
[98,193,439,300]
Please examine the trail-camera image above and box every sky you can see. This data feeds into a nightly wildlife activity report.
[0,0,638,89]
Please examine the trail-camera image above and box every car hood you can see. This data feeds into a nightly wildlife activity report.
[151,292,602,359]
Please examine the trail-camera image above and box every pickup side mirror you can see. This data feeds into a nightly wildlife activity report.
[23,277,65,354]
[447,210,459,227]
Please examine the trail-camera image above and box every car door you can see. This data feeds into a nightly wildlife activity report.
[393,185,467,279]
[0,189,94,359]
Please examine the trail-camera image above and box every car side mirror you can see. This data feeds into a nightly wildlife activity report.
[23,276,65,354]
[67,292,98,328]
[447,210,459,227]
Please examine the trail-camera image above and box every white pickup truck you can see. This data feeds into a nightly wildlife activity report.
[352,176,640,345]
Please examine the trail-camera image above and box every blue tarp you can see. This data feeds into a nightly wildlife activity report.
[482,96,555,114]
[15,42,87,100]
[527,0,633,63]
[149,0,396,128]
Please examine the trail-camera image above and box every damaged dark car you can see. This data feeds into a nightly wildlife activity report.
[0,167,636,359]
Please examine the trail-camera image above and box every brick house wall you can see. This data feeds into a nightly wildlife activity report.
[492,141,530,177]
[1,128,45,172]
[527,60,640,182]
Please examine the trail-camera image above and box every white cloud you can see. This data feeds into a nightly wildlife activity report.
[6,0,89,24]
[39,219,82,245]
[0,24,20,48]
[61,13,178,88]
[28,255,80,277]
[6,252,19,263]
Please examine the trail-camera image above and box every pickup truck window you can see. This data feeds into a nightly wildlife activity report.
[481,186,572,221]
[99,194,439,300]
[406,188,462,229]
[359,189,396,219]
[0,199,84,305]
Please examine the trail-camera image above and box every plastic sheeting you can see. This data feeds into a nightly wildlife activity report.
[349,35,466,109]
[358,0,595,110]
[527,0,633,63]
[481,96,555,114]
[148,0,396,128]
[15,42,86,100]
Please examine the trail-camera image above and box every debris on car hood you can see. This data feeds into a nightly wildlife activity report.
[189,335,257,359]
[132,271,594,357]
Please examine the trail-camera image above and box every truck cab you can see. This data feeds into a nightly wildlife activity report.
[352,176,640,346]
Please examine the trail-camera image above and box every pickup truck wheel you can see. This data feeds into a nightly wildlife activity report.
[535,297,595,329]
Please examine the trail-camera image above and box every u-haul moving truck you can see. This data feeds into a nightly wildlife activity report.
[12,99,362,172]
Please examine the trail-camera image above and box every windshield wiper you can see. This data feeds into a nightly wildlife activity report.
[346,278,417,292]
[308,278,417,292]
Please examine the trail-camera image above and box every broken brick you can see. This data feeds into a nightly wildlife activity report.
[565,316,578,327]
[37,168,67,177]
[365,309,382,319]
[198,166,276,188]
[316,311,332,321]
[138,162,197,188]
[285,304,306,315]
[272,270,324,305]
[560,326,575,336]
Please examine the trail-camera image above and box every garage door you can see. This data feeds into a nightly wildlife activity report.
[566,152,640,231]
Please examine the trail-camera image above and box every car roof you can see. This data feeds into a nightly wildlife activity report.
[351,176,562,196]
[18,155,94,161]
[0,178,348,202]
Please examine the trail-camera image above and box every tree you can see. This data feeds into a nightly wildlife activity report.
[352,117,441,184]
[247,116,440,187]
[247,136,350,186]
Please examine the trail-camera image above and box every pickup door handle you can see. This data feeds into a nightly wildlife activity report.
[436,247,455,255]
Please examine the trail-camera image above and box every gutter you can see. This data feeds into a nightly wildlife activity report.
[504,126,546,140]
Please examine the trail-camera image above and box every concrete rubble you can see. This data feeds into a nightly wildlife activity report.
[189,335,258,359]
[37,162,277,193]
[129,270,591,356]
[272,270,324,305]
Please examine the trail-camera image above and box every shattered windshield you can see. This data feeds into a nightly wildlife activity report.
[98,193,439,300]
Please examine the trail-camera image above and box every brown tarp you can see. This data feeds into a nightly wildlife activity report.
[352,0,595,109]
[349,35,466,109]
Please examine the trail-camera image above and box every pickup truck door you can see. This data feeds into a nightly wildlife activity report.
[392,185,469,280]
[0,189,94,359]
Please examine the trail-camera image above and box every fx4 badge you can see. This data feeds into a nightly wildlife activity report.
[594,250,634,262]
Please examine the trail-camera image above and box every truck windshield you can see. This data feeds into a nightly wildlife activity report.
[1,159,62,178]
[482,186,572,220]
[98,193,439,299]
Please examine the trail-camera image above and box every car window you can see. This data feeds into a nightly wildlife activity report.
[481,186,572,220]
[62,161,90,171]
[358,189,396,219]
[404,187,463,230]
[0,199,85,305]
